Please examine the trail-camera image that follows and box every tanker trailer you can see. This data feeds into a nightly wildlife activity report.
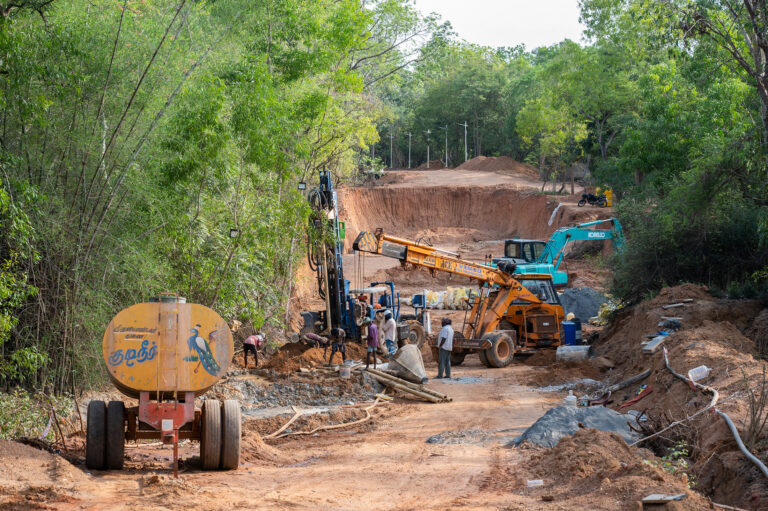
[86,294,240,475]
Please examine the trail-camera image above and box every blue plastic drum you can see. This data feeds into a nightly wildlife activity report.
[562,321,576,345]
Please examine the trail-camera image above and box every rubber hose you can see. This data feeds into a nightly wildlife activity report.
[663,348,767,480]
[716,409,768,479]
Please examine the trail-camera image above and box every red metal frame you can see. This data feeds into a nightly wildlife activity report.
[130,391,197,477]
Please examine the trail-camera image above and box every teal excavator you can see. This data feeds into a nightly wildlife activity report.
[492,218,624,287]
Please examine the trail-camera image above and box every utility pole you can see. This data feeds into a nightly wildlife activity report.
[407,132,412,169]
[437,125,448,167]
[424,129,431,169]
[458,122,468,162]
[389,131,394,170]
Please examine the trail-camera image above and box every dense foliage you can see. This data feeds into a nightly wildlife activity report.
[372,0,768,303]
[0,0,434,391]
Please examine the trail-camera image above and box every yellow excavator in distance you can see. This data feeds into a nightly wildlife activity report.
[353,229,565,368]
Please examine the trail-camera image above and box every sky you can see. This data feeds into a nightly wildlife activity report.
[412,0,586,50]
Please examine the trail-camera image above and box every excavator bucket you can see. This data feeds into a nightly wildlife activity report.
[389,344,428,384]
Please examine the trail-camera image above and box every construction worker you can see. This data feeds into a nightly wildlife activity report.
[382,311,397,357]
[436,317,454,379]
[364,317,378,369]
[327,327,346,366]
[243,332,265,368]
[302,332,328,348]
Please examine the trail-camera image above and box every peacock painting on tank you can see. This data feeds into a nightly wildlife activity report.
[185,324,223,376]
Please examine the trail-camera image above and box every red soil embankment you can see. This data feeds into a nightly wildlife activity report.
[338,185,604,247]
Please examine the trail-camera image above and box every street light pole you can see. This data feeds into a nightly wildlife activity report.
[458,121,468,162]
[437,125,448,167]
[424,129,431,169]
[407,132,412,169]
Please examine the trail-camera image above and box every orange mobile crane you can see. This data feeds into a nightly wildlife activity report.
[353,229,565,367]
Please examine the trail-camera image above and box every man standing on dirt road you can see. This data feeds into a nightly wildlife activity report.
[327,327,346,366]
[437,317,454,379]
[364,317,378,369]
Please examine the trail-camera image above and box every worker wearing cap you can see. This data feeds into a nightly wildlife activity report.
[327,327,346,366]
[364,317,379,369]
[436,317,454,379]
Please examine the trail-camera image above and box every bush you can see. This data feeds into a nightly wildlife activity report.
[0,389,75,441]
[612,182,768,304]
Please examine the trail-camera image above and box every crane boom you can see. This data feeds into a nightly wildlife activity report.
[353,229,541,304]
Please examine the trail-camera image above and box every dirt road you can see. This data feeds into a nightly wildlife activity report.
[2,360,572,510]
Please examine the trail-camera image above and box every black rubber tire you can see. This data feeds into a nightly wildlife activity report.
[484,332,515,368]
[105,401,125,470]
[201,400,222,470]
[399,314,417,321]
[450,351,467,366]
[86,400,106,470]
[404,322,426,348]
[478,348,491,367]
[577,199,586,207]
[220,400,241,470]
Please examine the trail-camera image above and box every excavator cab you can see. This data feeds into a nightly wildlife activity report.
[500,239,548,264]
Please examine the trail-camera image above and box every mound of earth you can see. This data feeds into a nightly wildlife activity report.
[519,429,711,509]
[264,342,368,373]
[339,186,559,244]
[455,156,538,178]
[414,159,444,170]
[593,283,768,508]
[240,426,300,465]
[0,440,87,508]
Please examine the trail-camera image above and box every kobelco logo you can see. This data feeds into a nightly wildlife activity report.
[588,232,607,238]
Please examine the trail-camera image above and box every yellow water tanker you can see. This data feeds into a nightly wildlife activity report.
[89,295,239,475]
[102,297,233,398]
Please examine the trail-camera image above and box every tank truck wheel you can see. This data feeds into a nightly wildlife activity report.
[86,400,107,470]
[484,332,515,368]
[405,322,426,348]
[478,348,491,368]
[450,351,467,366]
[201,400,221,470]
[105,401,125,470]
[220,400,241,470]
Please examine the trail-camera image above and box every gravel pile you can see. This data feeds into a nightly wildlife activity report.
[559,287,608,322]
[223,375,382,409]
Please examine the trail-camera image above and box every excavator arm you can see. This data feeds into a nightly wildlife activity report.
[541,217,625,272]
